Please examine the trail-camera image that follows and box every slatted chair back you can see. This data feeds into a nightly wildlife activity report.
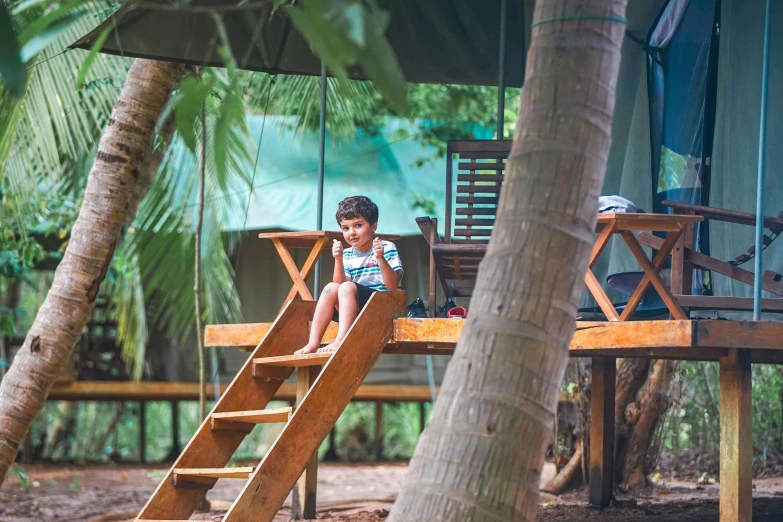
[446,140,513,244]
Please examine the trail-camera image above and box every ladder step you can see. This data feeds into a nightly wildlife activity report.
[174,467,254,480]
[211,408,292,431]
[253,353,332,368]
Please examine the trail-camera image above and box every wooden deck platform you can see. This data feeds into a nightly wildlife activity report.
[206,318,783,363]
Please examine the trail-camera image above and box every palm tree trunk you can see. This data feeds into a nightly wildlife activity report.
[387,1,627,520]
[0,59,183,485]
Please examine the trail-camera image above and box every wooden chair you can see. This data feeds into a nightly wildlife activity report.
[638,200,783,313]
[416,140,512,315]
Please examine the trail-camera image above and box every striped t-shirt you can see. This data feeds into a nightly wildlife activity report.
[343,240,403,291]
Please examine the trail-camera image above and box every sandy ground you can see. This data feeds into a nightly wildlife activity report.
[2,462,783,521]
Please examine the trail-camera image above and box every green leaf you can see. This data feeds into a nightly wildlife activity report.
[20,11,84,63]
[0,2,25,97]
[11,465,28,490]
[285,0,408,113]
[74,26,110,90]
[174,76,212,153]
[285,3,352,87]
[354,4,408,113]
[12,0,50,16]
[213,92,246,183]
[0,314,15,337]
[337,3,365,47]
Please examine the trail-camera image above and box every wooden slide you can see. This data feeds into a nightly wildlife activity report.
[134,291,405,521]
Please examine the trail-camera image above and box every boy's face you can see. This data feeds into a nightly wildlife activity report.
[339,216,376,250]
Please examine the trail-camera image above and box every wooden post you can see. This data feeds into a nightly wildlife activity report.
[291,366,320,520]
[671,218,694,306]
[170,401,181,459]
[323,428,338,462]
[375,401,384,461]
[139,400,147,463]
[589,357,615,507]
[428,218,438,317]
[720,349,752,522]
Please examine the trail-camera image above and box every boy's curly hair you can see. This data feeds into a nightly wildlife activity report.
[336,196,379,226]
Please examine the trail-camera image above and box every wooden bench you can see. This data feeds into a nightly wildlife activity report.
[45,380,439,463]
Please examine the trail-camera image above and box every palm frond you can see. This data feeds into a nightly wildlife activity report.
[2,1,128,219]
[107,250,149,380]
[243,73,378,141]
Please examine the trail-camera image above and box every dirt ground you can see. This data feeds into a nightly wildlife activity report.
[2,462,783,522]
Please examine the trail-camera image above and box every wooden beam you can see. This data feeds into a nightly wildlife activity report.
[282,237,326,305]
[675,295,783,312]
[719,349,752,522]
[393,318,463,344]
[696,320,783,349]
[589,357,615,507]
[584,269,620,321]
[272,238,314,300]
[292,366,320,520]
[205,323,270,347]
[571,321,693,350]
[47,381,443,403]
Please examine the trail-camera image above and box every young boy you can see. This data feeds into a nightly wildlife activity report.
[295,196,403,354]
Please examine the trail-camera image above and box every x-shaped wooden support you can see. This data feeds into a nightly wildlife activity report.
[272,237,327,305]
[619,230,688,320]
[585,223,688,321]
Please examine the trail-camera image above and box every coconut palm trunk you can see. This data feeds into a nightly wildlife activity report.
[388,1,628,520]
[0,59,183,484]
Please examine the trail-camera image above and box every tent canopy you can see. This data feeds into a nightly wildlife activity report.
[228,116,492,235]
[71,0,531,86]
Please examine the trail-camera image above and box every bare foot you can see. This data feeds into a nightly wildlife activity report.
[294,343,319,355]
[316,340,343,354]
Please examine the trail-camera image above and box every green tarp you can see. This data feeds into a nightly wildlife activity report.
[230,116,493,235]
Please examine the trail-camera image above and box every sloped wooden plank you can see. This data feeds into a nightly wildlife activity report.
[223,291,405,522]
[135,300,316,521]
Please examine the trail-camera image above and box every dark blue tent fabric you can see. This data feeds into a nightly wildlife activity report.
[647,0,720,291]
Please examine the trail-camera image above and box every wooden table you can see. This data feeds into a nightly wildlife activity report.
[257,231,401,307]
[586,213,703,321]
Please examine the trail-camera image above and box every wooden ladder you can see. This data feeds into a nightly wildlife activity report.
[134,291,405,521]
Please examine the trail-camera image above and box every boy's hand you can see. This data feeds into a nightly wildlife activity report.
[332,239,344,259]
[372,237,384,259]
